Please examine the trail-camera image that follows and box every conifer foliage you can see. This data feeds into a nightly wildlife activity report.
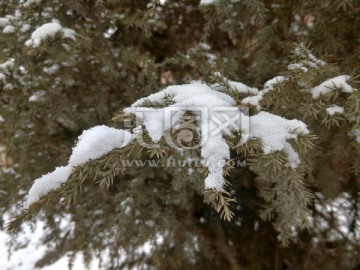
[1,0,360,269]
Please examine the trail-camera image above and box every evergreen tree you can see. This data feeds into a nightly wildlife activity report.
[1,0,359,269]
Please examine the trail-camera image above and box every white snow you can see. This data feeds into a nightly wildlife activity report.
[201,134,230,190]
[26,166,72,207]
[326,105,344,116]
[43,64,59,74]
[199,42,211,50]
[348,129,360,143]
[127,81,243,191]
[0,17,10,27]
[26,80,310,203]
[0,216,99,270]
[0,59,15,70]
[20,23,31,33]
[288,63,308,72]
[3,25,15,34]
[130,81,235,109]
[213,73,259,95]
[127,80,307,189]
[243,111,309,168]
[283,142,301,168]
[313,192,360,243]
[242,76,286,109]
[26,126,133,207]
[292,46,326,69]
[311,75,354,99]
[246,111,309,153]
[23,0,41,7]
[69,125,133,167]
[3,83,13,90]
[200,0,218,5]
[287,46,326,73]
[205,53,217,66]
[127,81,237,143]
[25,20,76,47]
[263,76,287,91]
[0,59,14,84]
[0,115,4,123]
[28,90,46,102]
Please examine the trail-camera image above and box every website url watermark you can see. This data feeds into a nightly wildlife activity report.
[119,158,247,168]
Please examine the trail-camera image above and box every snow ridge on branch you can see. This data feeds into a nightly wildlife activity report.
[26,80,310,207]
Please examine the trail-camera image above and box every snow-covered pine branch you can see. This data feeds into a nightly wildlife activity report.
[26,80,310,209]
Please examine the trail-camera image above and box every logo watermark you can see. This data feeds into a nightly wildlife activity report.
[125,106,249,150]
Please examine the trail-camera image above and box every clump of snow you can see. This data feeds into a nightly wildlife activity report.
[326,105,344,116]
[240,111,309,168]
[288,59,326,72]
[263,76,287,91]
[128,81,237,142]
[20,23,31,33]
[291,14,310,36]
[0,17,10,27]
[199,42,211,50]
[0,59,15,83]
[205,52,217,66]
[288,45,326,72]
[0,115,5,123]
[127,81,242,191]
[69,125,133,166]
[311,75,354,99]
[127,80,307,189]
[3,25,15,33]
[25,20,76,47]
[3,83,13,90]
[0,59,15,71]
[200,0,218,5]
[348,129,360,144]
[201,134,230,190]
[288,63,308,72]
[213,73,259,95]
[43,64,59,74]
[26,166,72,207]
[26,125,133,207]
[242,76,286,109]
[23,0,41,7]
[245,111,309,153]
[28,90,46,102]
[283,142,301,168]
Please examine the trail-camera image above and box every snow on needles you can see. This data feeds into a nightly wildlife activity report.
[326,105,344,116]
[127,81,241,191]
[246,112,309,154]
[311,75,354,99]
[212,73,259,95]
[26,80,310,206]
[200,0,218,5]
[126,81,307,191]
[69,126,133,167]
[242,76,286,109]
[26,166,72,207]
[25,20,75,47]
[25,126,133,207]
[244,112,308,169]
